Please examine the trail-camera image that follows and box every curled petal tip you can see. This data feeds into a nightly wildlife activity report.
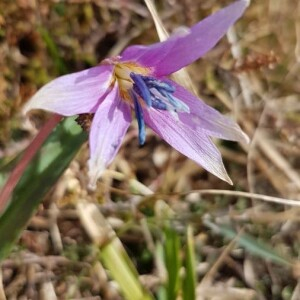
[225,175,233,186]
[88,157,105,191]
[87,85,131,190]
[217,163,233,185]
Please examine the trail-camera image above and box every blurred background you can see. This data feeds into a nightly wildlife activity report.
[0,0,299,299]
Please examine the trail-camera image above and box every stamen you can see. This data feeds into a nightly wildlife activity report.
[152,97,168,110]
[130,73,190,115]
[130,73,152,107]
[142,76,175,93]
[160,90,190,113]
[131,92,146,146]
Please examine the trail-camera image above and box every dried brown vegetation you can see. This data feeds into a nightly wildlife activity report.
[0,0,299,299]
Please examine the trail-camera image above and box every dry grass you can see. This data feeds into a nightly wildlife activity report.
[0,0,299,299]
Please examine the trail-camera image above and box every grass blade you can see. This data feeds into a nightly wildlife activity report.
[204,220,291,266]
[77,201,153,300]
[163,225,181,300]
[182,225,196,300]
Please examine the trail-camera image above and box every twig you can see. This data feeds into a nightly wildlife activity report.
[187,189,300,206]
[101,170,300,206]
[199,231,241,289]
[49,203,63,254]
[257,131,300,191]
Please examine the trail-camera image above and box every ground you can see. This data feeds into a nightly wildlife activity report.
[0,0,300,299]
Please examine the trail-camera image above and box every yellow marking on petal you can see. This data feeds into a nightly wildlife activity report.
[114,62,152,102]
[101,57,152,103]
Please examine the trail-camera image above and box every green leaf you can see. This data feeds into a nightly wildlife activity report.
[204,220,291,266]
[101,239,153,300]
[77,201,153,300]
[164,225,181,300]
[0,117,87,260]
[182,225,196,300]
[155,242,167,300]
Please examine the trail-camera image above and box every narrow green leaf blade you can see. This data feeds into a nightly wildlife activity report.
[155,242,168,300]
[0,117,87,260]
[164,225,181,300]
[77,201,153,300]
[204,220,291,266]
[182,225,196,300]
[101,239,153,300]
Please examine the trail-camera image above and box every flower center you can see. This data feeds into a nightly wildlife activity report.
[104,58,190,146]
[114,62,151,101]
[128,72,190,146]
[113,62,189,113]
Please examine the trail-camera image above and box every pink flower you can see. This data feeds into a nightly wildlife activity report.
[24,1,249,188]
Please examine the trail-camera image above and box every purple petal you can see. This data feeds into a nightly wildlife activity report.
[169,80,249,143]
[23,65,114,116]
[121,1,248,76]
[143,108,232,184]
[88,84,132,188]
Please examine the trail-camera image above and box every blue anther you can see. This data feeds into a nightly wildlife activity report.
[130,74,189,114]
[130,73,152,107]
[151,97,168,110]
[132,92,146,146]
[156,81,175,93]
[160,90,189,113]
[142,76,175,93]
[160,90,177,106]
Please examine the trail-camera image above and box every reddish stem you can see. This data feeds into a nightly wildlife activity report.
[0,114,62,214]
